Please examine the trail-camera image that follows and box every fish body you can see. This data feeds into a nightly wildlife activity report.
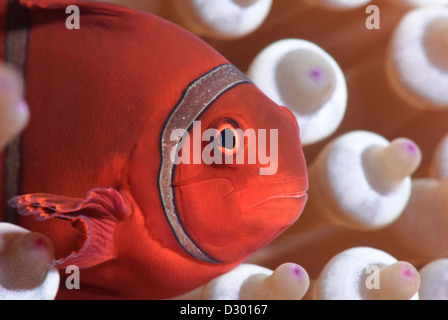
[0,0,308,299]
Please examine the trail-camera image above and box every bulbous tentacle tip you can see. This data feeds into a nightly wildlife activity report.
[305,131,416,231]
[16,232,55,266]
[387,7,448,108]
[238,263,310,300]
[368,261,420,300]
[194,263,309,300]
[314,247,419,300]
[247,39,347,146]
[269,263,310,299]
[0,223,60,300]
[0,63,29,150]
[363,137,421,193]
[419,258,448,300]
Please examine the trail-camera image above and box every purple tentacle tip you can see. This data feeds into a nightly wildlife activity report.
[405,141,418,154]
[291,264,302,278]
[308,67,324,84]
[16,100,27,111]
[401,267,415,279]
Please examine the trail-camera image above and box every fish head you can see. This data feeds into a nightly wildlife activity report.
[171,82,308,263]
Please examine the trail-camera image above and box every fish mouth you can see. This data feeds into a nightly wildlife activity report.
[241,192,307,209]
[239,177,308,212]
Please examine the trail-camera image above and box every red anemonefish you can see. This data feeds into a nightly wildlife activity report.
[0,0,308,299]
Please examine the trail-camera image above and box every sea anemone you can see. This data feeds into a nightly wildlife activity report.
[386,6,448,108]
[308,247,420,300]
[247,39,347,145]
[175,263,309,300]
[5,0,448,300]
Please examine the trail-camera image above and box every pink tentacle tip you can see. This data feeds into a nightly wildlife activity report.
[16,100,28,112]
[34,237,48,250]
[401,267,415,279]
[404,141,418,154]
[308,67,324,84]
[290,264,303,278]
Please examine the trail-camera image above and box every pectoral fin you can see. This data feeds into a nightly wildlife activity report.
[8,188,129,269]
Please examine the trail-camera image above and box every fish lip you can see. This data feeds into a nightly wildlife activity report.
[239,177,308,211]
[241,191,307,209]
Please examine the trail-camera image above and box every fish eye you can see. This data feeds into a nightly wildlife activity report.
[218,129,236,150]
[212,119,243,157]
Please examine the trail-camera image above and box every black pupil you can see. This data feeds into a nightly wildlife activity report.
[219,129,236,150]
